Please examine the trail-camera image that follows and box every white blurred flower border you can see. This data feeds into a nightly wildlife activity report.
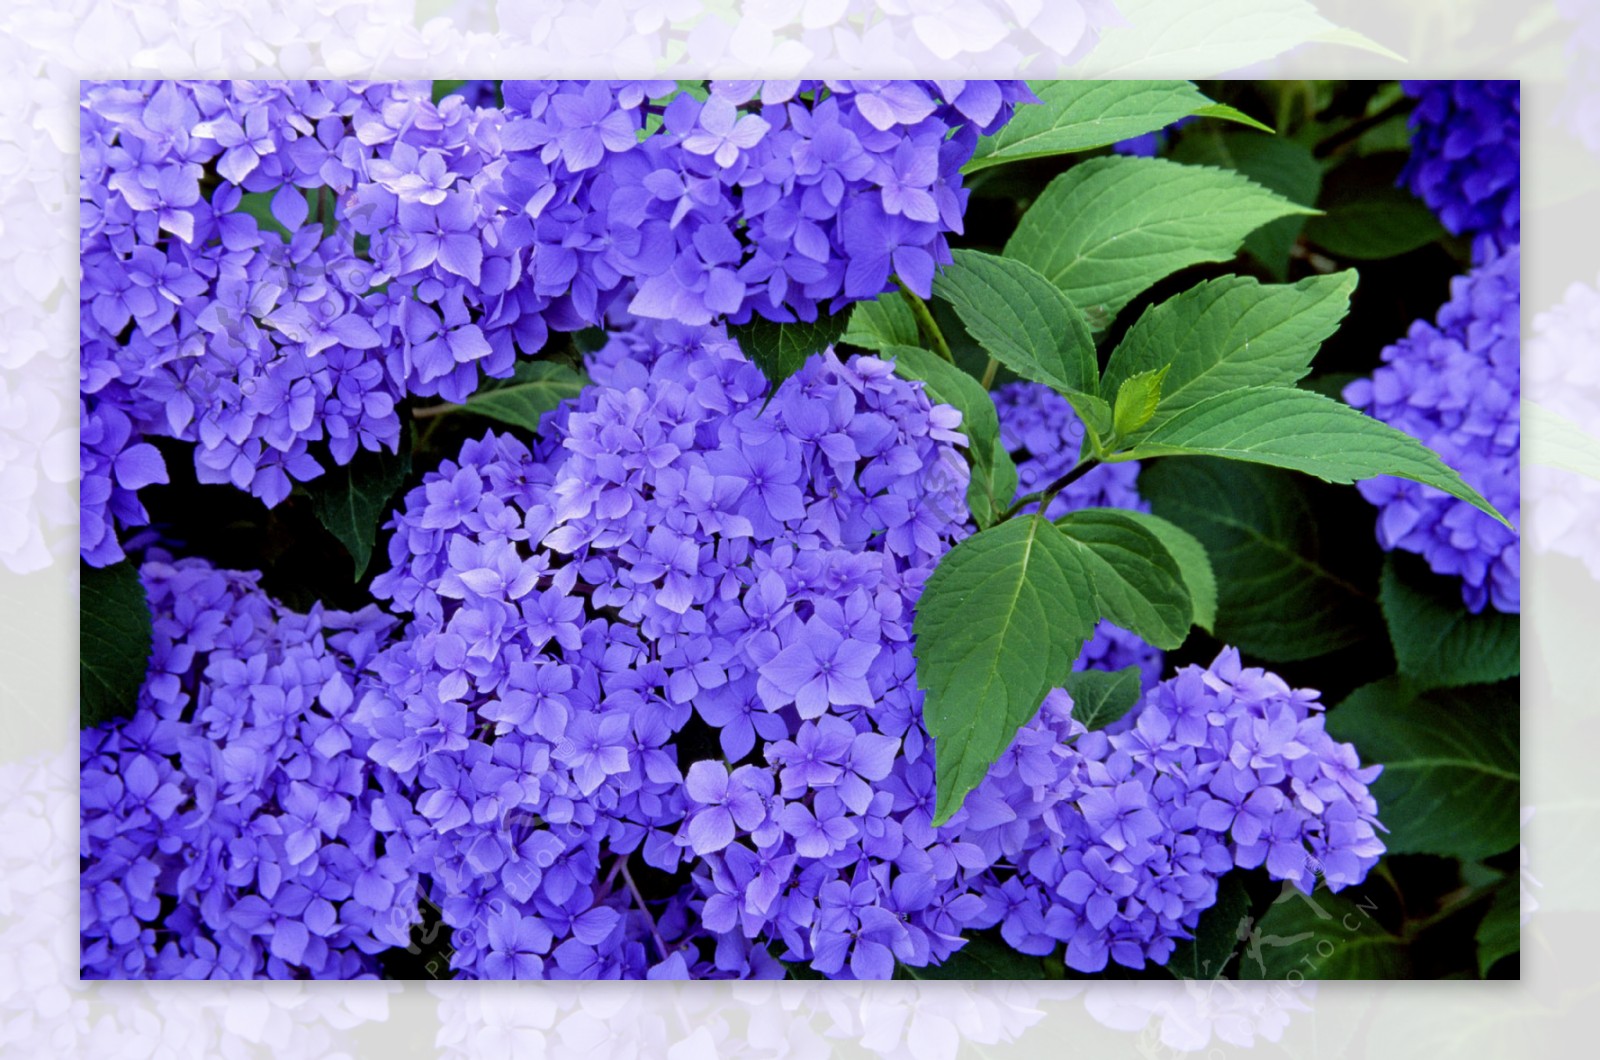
[2,0,1594,1056]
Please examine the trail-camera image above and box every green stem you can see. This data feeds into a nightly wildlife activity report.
[980,357,999,390]
[1313,95,1410,159]
[999,458,1100,521]
[896,280,955,364]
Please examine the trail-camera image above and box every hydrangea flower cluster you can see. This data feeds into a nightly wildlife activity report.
[1400,80,1520,262]
[993,380,1162,685]
[986,648,1385,971]
[79,79,441,567]
[350,325,971,979]
[78,79,1030,568]
[1344,247,1521,612]
[79,554,423,979]
[345,328,1384,979]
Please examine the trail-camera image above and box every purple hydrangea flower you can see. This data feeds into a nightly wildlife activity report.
[79,554,419,979]
[1401,80,1520,262]
[1344,247,1521,612]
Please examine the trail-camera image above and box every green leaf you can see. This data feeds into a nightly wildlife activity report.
[1142,459,1377,661]
[1101,272,1358,437]
[841,294,921,352]
[81,559,154,729]
[1122,386,1509,527]
[1004,156,1316,331]
[730,311,851,396]
[964,80,1268,173]
[914,517,1100,825]
[457,361,589,434]
[1060,665,1145,732]
[1056,508,1194,649]
[1237,885,1411,979]
[1064,391,1115,445]
[305,430,413,580]
[885,344,1015,528]
[1326,678,1519,860]
[1381,553,1520,690]
[1168,874,1251,980]
[1305,160,1447,260]
[1105,509,1217,633]
[899,932,1054,979]
[1191,103,1274,134]
[1170,130,1323,278]
[1111,366,1169,439]
[982,448,1021,530]
[1475,881,1520,977]
[932,249,1099,396]
[573,326,609,353]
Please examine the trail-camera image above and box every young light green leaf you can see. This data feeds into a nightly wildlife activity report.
[964,81,1269,173]
[730,311,851,395]
[1060,665,1145,732]
[885,344,1016,528]
[1237,886,1411,980]
[1327,678,1519,861]
[932,249,1098,396]
[1142,459,1378,661]
[1056,508,1194,649]
[841,293,921,352]
[1004,156,1316,331]
[1101,509,1217,633]
[306,430,413,580]
[1380,553,1519,690]
[1122,386,1509,526]
[81,559,154,729]
[457,360,589,434]
[1101,271,1358,436]
[914,517,1101,825]
[1111,366,1170,439]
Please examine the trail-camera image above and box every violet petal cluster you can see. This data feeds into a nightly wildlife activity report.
[1400,80,1520,262]
[986,649,1386,972]
[79,554,422,979]
[352,326,971,979]
[1344,247,1521,613]
[79,79,1030,569]
[346,329,1384,979]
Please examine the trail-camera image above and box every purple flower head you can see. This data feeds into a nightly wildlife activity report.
[1344,247,1521,612]
[757,617,880,717]
[683,96,771,169]
[1401,80,1520,261]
